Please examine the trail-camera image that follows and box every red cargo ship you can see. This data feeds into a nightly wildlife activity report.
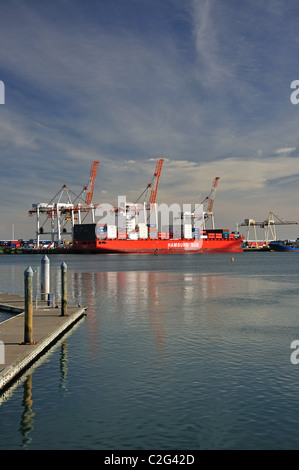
[72,224,243,254]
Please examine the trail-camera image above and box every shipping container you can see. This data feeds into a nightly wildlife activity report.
[118,231,127,239]
[193,228,200,239]
[107,225,117,239]
[74,223,97,241]
[128,233,138,240]
[138,228,148,239]
[183,232,192,240]
[158,232,169,239]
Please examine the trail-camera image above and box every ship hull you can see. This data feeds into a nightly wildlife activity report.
[73,237,243,254]
[269,241,299,252]
[72,223,243,254]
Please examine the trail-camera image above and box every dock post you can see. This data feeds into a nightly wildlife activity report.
[41,255,50,301]
[24,266,35,345]
[61,262,67,316]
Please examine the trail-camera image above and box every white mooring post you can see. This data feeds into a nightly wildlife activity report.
[41,255,50,301]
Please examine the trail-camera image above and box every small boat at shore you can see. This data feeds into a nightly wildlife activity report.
[269,240,299,252]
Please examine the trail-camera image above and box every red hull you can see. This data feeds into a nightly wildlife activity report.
[73,237,243,254]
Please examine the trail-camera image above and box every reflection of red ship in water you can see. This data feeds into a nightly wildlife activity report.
[71,270,169,362]
[69,270,244,363]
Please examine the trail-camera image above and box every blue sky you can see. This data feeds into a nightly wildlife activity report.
[1,0,299,240]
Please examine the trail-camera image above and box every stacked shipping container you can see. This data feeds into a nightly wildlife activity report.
[75,224,235,242]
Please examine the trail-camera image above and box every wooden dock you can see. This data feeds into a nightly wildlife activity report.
[0,293,87,393]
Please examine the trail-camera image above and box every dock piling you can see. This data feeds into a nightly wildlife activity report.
[61,262,67,317]
[41,255,50,301]
[24,266,35,345]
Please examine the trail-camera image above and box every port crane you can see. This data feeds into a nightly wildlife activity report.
[240,211,299,247]
[28,160,100,247]
[143,158,164,226]
[200,177,220,229]
[133,158,164,207]
[149,158,164,205]
[126,158,164,224]
[110,158,165,235]
[84,161,99,208]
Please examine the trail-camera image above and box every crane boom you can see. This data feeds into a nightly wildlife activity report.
[85,161,99,206]
[149,158,164,205]
[207,177,220,214]
[240,211,299,227]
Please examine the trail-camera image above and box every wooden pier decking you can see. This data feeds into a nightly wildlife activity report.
[0,293,87,392]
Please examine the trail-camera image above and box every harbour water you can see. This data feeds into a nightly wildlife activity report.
[0,252,299,450]
[0,311,15,323]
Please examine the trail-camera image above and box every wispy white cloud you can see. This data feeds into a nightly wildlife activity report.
[274,147,296,155]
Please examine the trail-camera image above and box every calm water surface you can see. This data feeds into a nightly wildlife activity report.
[0,252,299,450]
[0,311,15,323]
